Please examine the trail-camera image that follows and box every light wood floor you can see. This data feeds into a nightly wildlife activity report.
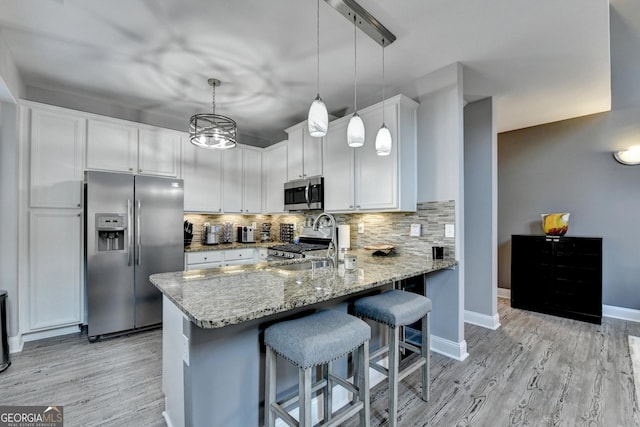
[2,300,639,426]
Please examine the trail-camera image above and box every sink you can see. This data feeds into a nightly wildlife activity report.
[274,259,332,271]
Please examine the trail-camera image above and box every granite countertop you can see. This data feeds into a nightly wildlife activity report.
[151,251,457,329]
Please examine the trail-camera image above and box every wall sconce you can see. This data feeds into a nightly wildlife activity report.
[614,146,640,165]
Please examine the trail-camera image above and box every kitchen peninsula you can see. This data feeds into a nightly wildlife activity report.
[150,252,457,427]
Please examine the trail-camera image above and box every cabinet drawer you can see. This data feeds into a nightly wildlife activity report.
[186,251,223,265]
[224,248,255,261]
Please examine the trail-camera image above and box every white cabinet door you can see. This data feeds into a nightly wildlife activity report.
[139,128,181,177]
[303,131,323,178]
[29,209,82,330]
[222,148,243,212]
[285,122,322,180]
[86,119,138,173]
[355,105,399,210]
[286,126,304,180]
[182,139,222,212]
[264,141,288,213]
[323,120,355,211]
[29,107,86,208]
[242,147,263,213]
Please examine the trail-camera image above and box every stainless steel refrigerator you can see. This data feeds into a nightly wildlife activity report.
[85,171,184,340]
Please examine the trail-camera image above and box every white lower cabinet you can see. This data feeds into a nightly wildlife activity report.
[323,94,418,212]
[185,248,258,270]
[28,209,83,331]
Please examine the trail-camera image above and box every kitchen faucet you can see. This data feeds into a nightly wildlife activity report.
[312,212,337,268]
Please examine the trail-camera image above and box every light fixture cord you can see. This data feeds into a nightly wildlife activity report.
[316,0,320,95]
[211,82,216,115]
[353,14,358,112]
[381,39,385,121]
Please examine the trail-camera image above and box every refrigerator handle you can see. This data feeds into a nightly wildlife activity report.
[136,200,142,266]
[127,199,133,266]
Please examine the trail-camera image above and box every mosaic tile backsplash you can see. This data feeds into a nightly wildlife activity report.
[184,200,455,258]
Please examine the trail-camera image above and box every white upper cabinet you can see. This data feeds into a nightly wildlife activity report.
[222,145,262,213]
[242,146,263,214]
[323,120,355,211]
[263,140,288,213]
[285,121,322,180]
[138,127,181,177]
[86,119,181,177]
[28,105,86,208]
[86,119,137,173]
[322,94,418,213]
[182,137,223,212]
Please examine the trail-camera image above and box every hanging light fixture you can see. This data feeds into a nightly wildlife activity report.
[614,146,640,165]
[189,78,237,150]
[308,0,328,137]
[375,39,392,156]
[347,13,365,147]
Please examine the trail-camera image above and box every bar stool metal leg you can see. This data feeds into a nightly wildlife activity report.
[422,312,431,401]
[300,368,312,426]
[265,346,277,427]
[388,326,400,427]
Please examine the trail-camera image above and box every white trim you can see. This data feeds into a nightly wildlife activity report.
[21,324,81,344]
[497,287,511,299]
[464,310,500,330]
[431,334,468,361]
[9,334,23,353]
[603,305,640,323]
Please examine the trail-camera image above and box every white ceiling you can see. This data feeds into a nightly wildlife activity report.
[0,0,612,146]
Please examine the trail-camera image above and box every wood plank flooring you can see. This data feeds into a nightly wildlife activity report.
[2,300,639,426]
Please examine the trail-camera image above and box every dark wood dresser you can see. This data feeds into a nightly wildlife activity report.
[511,235,602,324]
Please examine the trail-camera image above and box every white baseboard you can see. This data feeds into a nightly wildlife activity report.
[21,324,81,344]
[497,287,511,299]
[464,310,501,330]
[9,334,23,354]
[603,305,640,323]
[431,335,468,361]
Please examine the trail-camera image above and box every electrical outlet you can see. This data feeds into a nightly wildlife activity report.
[410,224,421,237]
[357,222,365,234]
[445,223,455,238]
[251,222,257,229]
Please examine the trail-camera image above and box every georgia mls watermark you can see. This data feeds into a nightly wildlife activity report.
[0,406,63,427]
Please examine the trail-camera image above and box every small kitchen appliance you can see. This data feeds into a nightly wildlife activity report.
[203,223,220,245]
[237,226,255,243]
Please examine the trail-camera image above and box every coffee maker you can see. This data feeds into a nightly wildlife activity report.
[203,223,219,245]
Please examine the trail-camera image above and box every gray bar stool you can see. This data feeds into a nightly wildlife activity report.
[354,289,432,427]
[264,309,371,427]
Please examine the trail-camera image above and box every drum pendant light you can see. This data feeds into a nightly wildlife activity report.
[189,78,237,150]
[375,39,392,156]
[347,13,365,147]
[308,0,328,137]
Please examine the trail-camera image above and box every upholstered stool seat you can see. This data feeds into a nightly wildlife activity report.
[354,289,432,427]
[264,309,371,427]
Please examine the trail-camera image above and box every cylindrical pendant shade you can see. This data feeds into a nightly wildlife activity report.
[347,113,365,147]
[308,95,328,137]
[375,124,392,156]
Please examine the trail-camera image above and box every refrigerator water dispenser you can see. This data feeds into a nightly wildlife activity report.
[96,213,126,252]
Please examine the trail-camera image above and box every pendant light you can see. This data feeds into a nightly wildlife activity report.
[375,39,392,156]
[308,0,328,137]
[189,78,237,150]
[347,13,365,148]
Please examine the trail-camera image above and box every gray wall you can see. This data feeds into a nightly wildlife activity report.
[464,98,496,317]
[497,0,640,310]
[0,102,19,336]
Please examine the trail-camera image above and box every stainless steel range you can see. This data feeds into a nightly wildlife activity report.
[268,241,330,259]
[268,225,333,259]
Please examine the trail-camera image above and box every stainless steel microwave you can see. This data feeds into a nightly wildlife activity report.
[284,176,324,211]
